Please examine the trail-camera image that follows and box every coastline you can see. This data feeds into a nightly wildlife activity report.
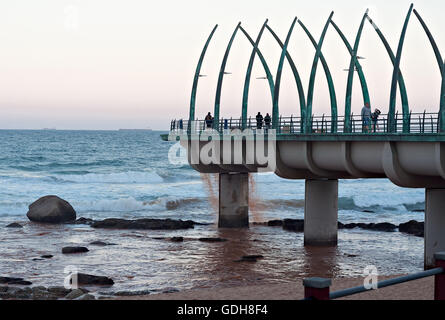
[114,276,434,300]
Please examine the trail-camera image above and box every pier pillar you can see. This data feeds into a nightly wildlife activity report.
[304,179,338,246]
[218,173,249,228]
[425,189,445,268]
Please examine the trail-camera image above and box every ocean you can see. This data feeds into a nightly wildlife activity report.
[0,130,426,294]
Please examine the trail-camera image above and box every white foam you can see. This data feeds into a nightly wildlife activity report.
[53,171,163,184]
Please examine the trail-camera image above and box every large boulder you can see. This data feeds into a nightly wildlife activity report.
[26,196,76,223]
[399,220,424,237]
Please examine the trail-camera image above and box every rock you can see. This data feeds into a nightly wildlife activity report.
[90,241,116,246]
[6,223,23,228]
[62,246,89,254]
[3,287,33,299]
[74,217,95,225]
[0,277,32,285]
[91,218,195,230]
[362,210,375,213]
[76,294,96,300]
[338,222,345,229]
[77,273,114,286]
[267,220,283,227]
[399,220,424,237]
[26,195,76,224]
[198,238,227,242]
[235,255,264,262]
[32,258,44,261]
[171,237,184,242]
[41,255,53,259]
[0,286,8,293]
[282,219,304,232]
[64,289,85,300]
[47,286,71,297]
[344,253,358,258]
[113,289,151,296]
[341,222,396,232]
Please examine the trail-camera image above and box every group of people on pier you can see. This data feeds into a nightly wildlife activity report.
[361,103,381,133]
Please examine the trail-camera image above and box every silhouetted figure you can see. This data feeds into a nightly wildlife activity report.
[256,112,264,129]
[264,113,271,129]
[205,112,213,129]
[371,108,381,132]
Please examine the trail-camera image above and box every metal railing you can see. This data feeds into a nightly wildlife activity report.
[170,111,442,135]
[303,251,445,300]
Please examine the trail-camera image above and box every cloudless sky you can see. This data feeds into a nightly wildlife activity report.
[0,0,444,130]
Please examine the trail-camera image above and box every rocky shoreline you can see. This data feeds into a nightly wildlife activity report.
[1,195,426,300]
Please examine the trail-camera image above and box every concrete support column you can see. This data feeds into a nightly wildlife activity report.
[425,189,445,268]
[304,179,338,246]
[218,173,249,228]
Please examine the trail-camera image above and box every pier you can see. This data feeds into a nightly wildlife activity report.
[167,4,445,268]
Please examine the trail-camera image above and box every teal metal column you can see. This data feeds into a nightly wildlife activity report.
[343,10,370,133]
[366,16,410,132]
[305,12,334,133]
[189,25,218,124]
[413,9,445,132]
[266,24,306,126]
[241,21,275,129]
[272,17,298,131]
[298,19,337,133]
[330,20,370,130]
[214,22,241,130]
[388,4,414,133]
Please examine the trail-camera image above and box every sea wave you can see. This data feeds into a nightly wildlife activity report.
[51,171,164,184]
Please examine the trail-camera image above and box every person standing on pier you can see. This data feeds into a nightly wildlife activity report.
[205,112,213,129]
[361,103,371,133]
[264,113,271,130]
[256,112,264,129]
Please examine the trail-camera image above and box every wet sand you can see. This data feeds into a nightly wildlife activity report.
[115,276,434,300]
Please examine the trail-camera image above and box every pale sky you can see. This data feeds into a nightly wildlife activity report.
[0,0,444,130]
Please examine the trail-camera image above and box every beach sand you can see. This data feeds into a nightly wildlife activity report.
[115,275,434,300]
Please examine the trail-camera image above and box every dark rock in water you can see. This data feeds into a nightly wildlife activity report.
[62,246,89,254]
[26,195,76,224]
[47,286,71,297]
[399,220,424,237]
[344,253,358,258]
[74,217,95,225]
[282,219,304,232]
[198,237,227,242]
[235,255,264,262]
[91,218,195,230]
[32,258,44,261]
[338,222,344,229]
[341,222,396,232]
[113,289,151,296]
[41,255,53,259]
[90,241,116,246]
[6,223,23,228]
[0,277,32,285]
[364,222,397,232]
[171,237,184,242]
[362,210,375,213]
[64,289,85,300]
[267,220,283,227]
[77,273,114,286]
[76,294,96,300]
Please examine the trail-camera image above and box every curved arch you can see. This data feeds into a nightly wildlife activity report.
[330,20,370,129]
[272,17,299,130]
[213,22,241,130]
[265,24,306,125]
[189,25,218,123]
[343,10,371,133]
[413,9,445,132]
[305,12,335,133]
[365,15,410,132]
[240,21,275,129]
[388,4,414,132]
[298,19,338,133]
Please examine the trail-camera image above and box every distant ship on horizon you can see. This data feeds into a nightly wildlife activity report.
[118,127,152,132]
